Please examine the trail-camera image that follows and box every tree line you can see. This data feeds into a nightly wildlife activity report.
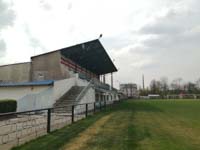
[139,77,200,96]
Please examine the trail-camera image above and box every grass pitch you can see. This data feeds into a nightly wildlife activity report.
[13,99,200,150]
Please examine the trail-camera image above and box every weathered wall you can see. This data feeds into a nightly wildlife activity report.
[0,85,53,112]
[0,51,98,83]
[0,77,90,112]
[80,88,95,104]
[17,88,53,112]
[60,57,75,79]
[0,62,31,83]
[17,80,83,111]
[53,77,78,102]
[0,86,49,100]
[31,51,70,81]
[0,113,73,150]
[60,56,99,80]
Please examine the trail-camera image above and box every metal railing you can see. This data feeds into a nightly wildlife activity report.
[92,78,110,91]
[74,78,111,105]
[75,79,93,102]
[0,99,122,149]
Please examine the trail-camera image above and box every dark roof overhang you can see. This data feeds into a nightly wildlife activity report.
[60,39,117,75]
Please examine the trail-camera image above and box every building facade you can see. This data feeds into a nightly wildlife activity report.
[0,39,119,111]
[0,62,31,83]
[120,83,138,98]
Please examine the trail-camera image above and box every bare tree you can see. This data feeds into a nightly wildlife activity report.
[171,77,183,91]
[160,77,169,95]
[196,78,200,89]
[184,82,196,94]
[150,79,161,94]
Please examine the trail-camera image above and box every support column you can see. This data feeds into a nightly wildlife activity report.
[110,72,113,90]
[103,75,106,84]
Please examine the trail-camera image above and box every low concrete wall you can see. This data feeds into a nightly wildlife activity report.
[0,99,118,150]
[0,112,77,150]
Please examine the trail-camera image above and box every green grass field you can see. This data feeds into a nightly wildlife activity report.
[13,99,200,150]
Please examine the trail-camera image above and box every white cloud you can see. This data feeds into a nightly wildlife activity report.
[0,0,200,88]
[0,0,15,61]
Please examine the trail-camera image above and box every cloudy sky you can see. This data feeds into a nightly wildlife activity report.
[0,0,200,88]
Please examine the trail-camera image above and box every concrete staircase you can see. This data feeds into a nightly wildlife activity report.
[53,86,85,113]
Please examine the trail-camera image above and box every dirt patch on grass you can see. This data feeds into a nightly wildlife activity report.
[62,114,112,150]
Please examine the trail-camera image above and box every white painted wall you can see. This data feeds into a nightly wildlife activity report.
[79,88,95,104]
[52,76,88,102]
[0,75,117,112]
[75,87,95,114]
[16,77,79,112]
[0,86,50,100]
[0,85,53,112]
[17,88,53,112]
[76,77,89,87]
[17,77,86,112]
[0,76,90,112]
[53,77,76,102]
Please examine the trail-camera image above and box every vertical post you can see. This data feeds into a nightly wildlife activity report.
[47,109,51,133]
[93,102,96,113]
[142,74,145,90]
[111,72,113,90]
[104,100,106,109]
[103,75,106,84]
[86,104,88,117]
[100,101,102,111]
[71,105,74,123]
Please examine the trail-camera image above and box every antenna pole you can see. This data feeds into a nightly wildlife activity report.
[142,74,145,90]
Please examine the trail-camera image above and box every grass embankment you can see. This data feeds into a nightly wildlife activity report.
[13,99,200,150]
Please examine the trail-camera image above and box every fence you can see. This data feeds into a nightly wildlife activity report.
[0,100,120,150]
[167,94,200,99]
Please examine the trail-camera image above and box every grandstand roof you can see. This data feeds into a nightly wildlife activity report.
[60,39,117,75]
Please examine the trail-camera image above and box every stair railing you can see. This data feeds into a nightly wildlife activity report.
[75,79,94,102]
[75,78,111,103]
[91,78,110,91]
